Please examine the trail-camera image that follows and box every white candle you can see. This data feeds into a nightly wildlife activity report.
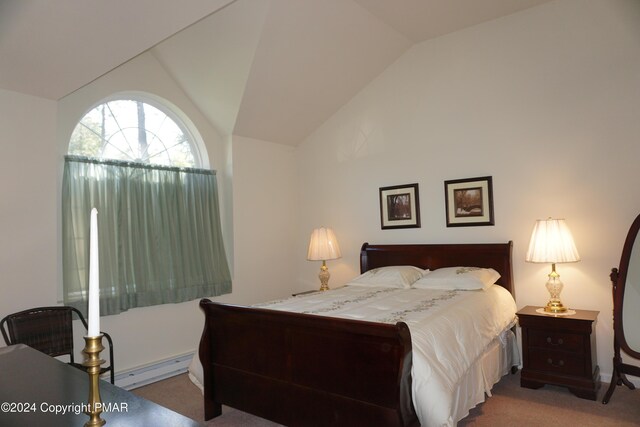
[88,208,100,337]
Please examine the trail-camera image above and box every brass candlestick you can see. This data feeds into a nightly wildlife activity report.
[82,334,106,427]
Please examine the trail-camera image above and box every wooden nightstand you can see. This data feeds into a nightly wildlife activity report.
[517,305,600,400]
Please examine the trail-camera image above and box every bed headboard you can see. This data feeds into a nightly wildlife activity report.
[360,241,514,297]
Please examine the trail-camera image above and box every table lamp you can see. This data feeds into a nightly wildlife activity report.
[307,227,341,291]
[525,218,581,313]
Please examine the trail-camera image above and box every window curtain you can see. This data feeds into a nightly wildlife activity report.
[62,156,231,316]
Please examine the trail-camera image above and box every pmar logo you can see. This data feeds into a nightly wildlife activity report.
[94,402,129,413]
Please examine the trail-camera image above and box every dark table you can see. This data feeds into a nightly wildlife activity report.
[0,344,201,426]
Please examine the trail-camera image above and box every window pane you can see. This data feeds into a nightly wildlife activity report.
[69,99,197,167]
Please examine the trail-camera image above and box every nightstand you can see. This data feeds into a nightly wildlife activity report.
[517,305,600,400]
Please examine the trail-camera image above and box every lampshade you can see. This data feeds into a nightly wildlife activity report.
[307,227,342,261]
[526,218,580,264]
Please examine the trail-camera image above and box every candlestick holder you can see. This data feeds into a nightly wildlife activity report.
[82,334,106,427]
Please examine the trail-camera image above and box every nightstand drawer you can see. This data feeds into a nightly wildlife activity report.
[528,330,583,353]
[529,349,585,376]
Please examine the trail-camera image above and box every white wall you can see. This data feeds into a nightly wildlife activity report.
[0,89,57,313]
[295,0,640,379]
[231,135,298,303]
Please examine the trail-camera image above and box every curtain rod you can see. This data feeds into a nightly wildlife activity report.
[65,155,216,176]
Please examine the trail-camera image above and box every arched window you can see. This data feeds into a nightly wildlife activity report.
[69,97,199,167]
[62,95,231,317]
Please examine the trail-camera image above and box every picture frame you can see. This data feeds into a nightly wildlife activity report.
[379,183,420,229]
[444,176,494,227]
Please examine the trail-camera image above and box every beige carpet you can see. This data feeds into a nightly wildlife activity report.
[132,372,640,426]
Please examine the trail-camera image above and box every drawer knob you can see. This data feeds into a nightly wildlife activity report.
[547,358,565,368]
[546,337,564,346]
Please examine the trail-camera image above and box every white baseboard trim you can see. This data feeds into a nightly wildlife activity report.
[114,351,195,390]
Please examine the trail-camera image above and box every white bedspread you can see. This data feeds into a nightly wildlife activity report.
[253,284,517,427]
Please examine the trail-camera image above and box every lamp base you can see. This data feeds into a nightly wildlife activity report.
[318,261,330,291]
[544,300,568,313]
[544,267,567,313]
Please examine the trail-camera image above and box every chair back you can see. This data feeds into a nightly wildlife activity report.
[1,307,77,359]
[1,305,115,384]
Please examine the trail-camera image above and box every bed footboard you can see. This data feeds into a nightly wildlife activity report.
[199,299,418,427]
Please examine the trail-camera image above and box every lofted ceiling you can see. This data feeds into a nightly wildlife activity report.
[0,0,554,145]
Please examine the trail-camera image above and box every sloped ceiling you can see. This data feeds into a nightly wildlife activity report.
[0,0,554,145]
[151,0,271,138]
[231,0,412,145]
[0,0,235,100]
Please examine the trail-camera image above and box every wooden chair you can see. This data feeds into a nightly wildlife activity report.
[0,306,115,384]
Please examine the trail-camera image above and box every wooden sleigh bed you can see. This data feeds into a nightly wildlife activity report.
[198,242,515,426]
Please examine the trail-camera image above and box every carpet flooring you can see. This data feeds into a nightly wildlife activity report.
[132,372,639,426]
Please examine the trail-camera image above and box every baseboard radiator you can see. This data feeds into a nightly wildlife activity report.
[114,351,195,390]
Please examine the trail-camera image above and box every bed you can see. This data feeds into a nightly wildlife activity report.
[197,242,518,426]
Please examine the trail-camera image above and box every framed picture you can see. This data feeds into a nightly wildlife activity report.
[379,183,420,229]
[444,176,494,227]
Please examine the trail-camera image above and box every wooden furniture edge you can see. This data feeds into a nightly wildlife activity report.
[199,300,417,426]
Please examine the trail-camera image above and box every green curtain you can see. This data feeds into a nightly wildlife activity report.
[62,155,232,316]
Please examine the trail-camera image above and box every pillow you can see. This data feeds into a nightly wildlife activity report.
[412,266,500,290]
[347,266,426,289]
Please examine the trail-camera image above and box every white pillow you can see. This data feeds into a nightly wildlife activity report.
[347,266,426,289]
[412,266,500,290]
